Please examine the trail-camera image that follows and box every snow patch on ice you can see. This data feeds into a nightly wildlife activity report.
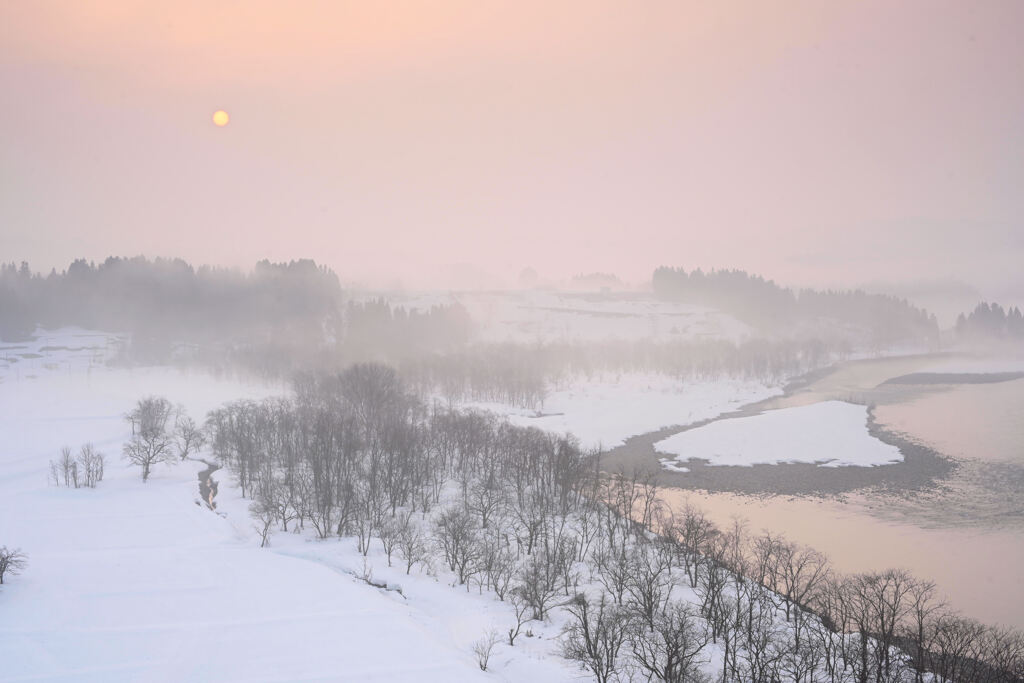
[654,400,903,468]
[461,372,782,450]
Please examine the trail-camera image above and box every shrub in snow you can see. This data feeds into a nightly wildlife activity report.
[0,546,27,585]
[471,629,499,671]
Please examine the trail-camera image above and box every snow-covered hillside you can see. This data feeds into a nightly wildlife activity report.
[0,331,573,682]
[0,331,958,683]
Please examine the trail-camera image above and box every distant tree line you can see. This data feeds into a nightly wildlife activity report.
[0,259,473,372]
[955,302,1024,342]
[652,267,939,348]
[2,258,938,394]
[401,337,843,409]
[178,365,1021,682]
[340,298,474,361]
[0,258,341,353]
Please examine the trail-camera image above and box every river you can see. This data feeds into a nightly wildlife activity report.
[611,353,1024,629]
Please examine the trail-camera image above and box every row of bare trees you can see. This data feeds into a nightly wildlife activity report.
[194,364,1020,682]
[557,478,1024,683]
[636,496,1024,683]
[401,337,844,410]
[49,444,105,488]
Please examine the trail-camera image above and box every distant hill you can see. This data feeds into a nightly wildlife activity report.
[652,266,939,348]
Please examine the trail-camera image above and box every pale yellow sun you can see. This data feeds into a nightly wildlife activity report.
[212,110,230,127]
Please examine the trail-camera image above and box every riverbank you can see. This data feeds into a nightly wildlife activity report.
[599,353,1024,629]
[600,358,957,497]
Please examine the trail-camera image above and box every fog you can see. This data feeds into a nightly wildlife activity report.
[3,4,1024,682]
[2,1,1023,298]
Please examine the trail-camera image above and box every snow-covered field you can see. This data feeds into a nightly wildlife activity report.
[462,373,782,450]
[0,331,574,682]
[655,400,904,469]
[355,290,752,344]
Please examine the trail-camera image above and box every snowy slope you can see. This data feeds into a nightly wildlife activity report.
[0,331,572,682]
[655,400,903,468]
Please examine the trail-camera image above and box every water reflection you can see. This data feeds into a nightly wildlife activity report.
[656,354,1024,629]
[657,487,1024,629]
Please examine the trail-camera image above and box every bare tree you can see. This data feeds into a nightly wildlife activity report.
[433,506,481,585]
[517,548,561,621]
[902,578,944,683]
[778,541,830,622]
[173,411,206,460]
[624,543,674,629]
[479,532,517,600]
[77,443,105,488]
[50,444,104,489]
[251,498,276,548]
[810,577,852,683]
[864,569,915,682]
[677,502,716,587]
[562,592,633,683]
[507,589,534,645]
[377,514,402,567]
[53,446,77,488]
[123,396,176,481]
[630,600,711,683]
[0,546,27,584]
[471,628,500,671]
[985,625,1024,682]
[591,540,632,606]
[395,511,429,575]
[929,614,989,683]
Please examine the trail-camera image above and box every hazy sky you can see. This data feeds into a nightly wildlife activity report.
[2,1,1022,293]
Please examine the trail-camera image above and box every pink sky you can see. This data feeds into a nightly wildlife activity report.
[1,1,1022,293]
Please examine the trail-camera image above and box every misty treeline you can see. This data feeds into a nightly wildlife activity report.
[0,258,339,349]
[652,267,940,348]
[0,258,472,366]
[955,302,1024,344]
[192,365,1020,682]
[2,258,934,412]
[401,337,843,409]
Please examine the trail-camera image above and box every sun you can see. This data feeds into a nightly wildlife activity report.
[212,110,230,127]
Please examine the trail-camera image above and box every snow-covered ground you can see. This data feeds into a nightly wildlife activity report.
[0,330,948,682]
[655,400,903,468]
[462,373,782,450]
[354,290,752,344]
[0,328,123,379]
[0,330,573,682]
